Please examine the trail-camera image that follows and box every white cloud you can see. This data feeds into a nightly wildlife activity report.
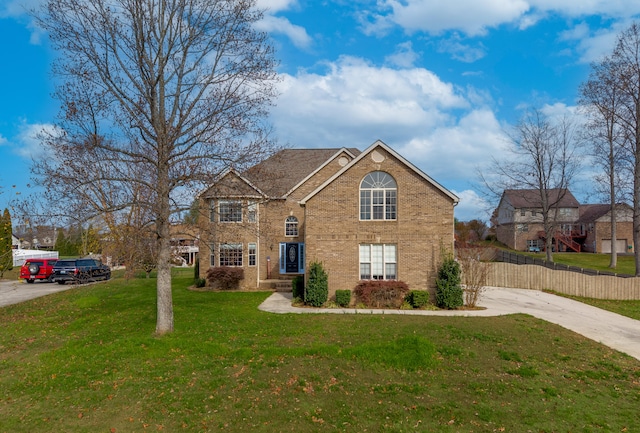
[270,57,507,222]
[255,0,299,14]
[438,35,486,63]
[384,41,420,68]
[364,0,640,37]
[453,189,493,221]
[13,122,58,160]
[368,0,531,36]
[255,15,312,49]
[0,134,7,146]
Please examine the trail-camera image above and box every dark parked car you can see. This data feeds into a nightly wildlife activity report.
[19,258,58,283]
[51,258,111,285]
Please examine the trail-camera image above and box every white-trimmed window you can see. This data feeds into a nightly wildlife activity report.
[248,243,257,266]
[247,201,257,223]
[219,200,242,222]
[359,244,397,280]
[209,243,215,266]
[285,216,299,237]
[219,243,243,267]
[360,172,397,220]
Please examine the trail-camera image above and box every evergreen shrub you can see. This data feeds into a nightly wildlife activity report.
[435,256,463,309]
[335,289,351,307]
[305,261,328,307]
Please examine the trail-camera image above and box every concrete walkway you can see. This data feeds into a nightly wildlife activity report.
[259,287,640,362]
[0,279,80,307]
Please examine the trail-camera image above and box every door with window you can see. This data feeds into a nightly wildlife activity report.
[279,242,305,274]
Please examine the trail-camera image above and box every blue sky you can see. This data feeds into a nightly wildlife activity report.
[1,0,639,221]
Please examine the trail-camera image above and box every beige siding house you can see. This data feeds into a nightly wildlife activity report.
[198,140,458,298]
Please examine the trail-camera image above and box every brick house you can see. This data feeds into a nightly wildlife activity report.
[198,140,459,298]
[578,203,634,253]
[493,189,634,253]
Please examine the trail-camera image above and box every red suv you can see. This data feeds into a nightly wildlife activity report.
[19,258,58,284]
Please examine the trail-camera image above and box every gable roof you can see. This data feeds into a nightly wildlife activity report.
[242,148,359,198]
[502,189,579,209]
[577,203,632,223]
[300,140,459,205]
[198,167,265,199]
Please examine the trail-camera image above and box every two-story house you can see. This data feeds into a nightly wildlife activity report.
[494,189,634,253]
[198,140,459,298]
[494,189,581,252]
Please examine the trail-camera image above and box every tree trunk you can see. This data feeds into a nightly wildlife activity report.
[155,218,174,335]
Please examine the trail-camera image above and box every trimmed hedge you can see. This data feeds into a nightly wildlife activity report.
[408,290,431,309]
[335,290,351,307]
[354,280,409,308]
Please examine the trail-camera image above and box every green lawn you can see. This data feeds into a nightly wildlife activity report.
[526,252,636,275]
[1,269,639,432]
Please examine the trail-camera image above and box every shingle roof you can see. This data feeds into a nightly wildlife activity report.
[577,204,611,223]
[503,189,579,209]
[243,148,360,197]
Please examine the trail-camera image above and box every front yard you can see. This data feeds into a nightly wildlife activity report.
[0,268,639,432]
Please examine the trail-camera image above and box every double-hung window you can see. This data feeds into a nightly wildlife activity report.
[219,200,242,222]
[248,243,257,266]
[360,172,397,220]
[359,244,397,280]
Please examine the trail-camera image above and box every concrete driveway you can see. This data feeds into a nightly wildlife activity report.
[259,287,640,362]
[0,279,79,308]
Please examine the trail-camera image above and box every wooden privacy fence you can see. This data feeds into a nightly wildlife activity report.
[485,262,640,300]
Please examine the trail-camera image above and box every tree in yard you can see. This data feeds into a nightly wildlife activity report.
[482,108,581,262]
[0,208,13,277]
[33,0,279,334]
[579,56,631,269]
[593,22,640,276]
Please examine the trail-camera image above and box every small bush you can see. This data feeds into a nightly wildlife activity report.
[335,290,351,307]
[408,290,431,309]
[435,256,463,309]
[292,275,304,299]
[205,266,244,290]
[195,277,207,288]
[354,280,409,308]
[193,259,200,281]
[305,261,328,307]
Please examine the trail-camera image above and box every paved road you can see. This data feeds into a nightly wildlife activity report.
[259,287,640,361]
[0,279,79,307]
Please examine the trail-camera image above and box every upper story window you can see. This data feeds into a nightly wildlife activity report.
[285,216,299,237]
[360,171,397,220]
[219,200,242,222]
[247,201,257,223]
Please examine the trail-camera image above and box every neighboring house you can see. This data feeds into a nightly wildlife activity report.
[198,140,459,297]
[14,225,58,250]
[578,204,634,254]
[170,224,199,265]
[493,189,634,253]
[12,233,20,249]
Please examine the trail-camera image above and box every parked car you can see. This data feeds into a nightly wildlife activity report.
[51,258,111,285]
[19,258,58,283]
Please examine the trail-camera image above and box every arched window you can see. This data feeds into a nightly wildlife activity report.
[285,216,299,236]
[360,171,397,220]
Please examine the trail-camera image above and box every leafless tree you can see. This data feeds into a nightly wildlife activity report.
[32,0,279,334]
[482,108,581,262]
[602,22,640,276]
[579,56,631,268]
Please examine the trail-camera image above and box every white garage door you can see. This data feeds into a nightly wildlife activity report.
[602,239,628,254]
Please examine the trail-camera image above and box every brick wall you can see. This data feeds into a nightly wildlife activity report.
[304,148,455,298]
